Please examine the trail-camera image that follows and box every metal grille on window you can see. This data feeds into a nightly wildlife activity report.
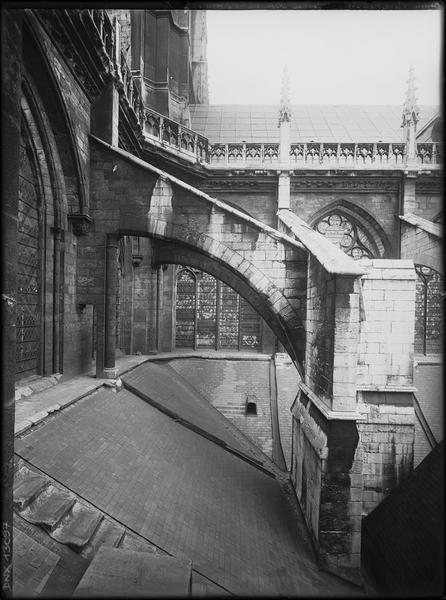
[414,265,443,355]
[219,282,239,348]
[197,272,217,347]
[175,269,196,347]
[175,267,261,350]
[314,212,375,259]
[16,147,41,377]
[240,298,260,348]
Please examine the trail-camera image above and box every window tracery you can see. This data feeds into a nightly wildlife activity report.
[314,212,376,259]
[414,265,443,355]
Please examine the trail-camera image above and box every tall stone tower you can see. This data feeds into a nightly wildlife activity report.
[190,10,209,105]
[108,9,209,125]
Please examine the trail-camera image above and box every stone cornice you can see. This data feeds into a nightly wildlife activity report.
[198,177,277,192]
[415,178,442,193]
[291,177,401,193]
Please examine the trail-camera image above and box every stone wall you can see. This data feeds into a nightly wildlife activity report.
[275,354,300,470]
[86,142,308,365]
[401,223,442,273]
[170,358,274,458]
[356,259,416,389]
[63,236,94,378]
[32,16,91,213]
[413,188,442,221]
[356,259,417,515]
[356,392,414,516]
[290,185,400,256]
[305,257,360,412]
[131,238,158,354]
[291,393,363,584]
[20,17,95,380]
[207,189,277,229]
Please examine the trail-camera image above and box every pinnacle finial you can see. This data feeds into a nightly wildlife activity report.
[279,66,292,125]
[281,66,290,106]
[402,64,420,127]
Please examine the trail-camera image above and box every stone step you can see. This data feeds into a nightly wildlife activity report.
[73,547,192,598]
[191,572,232,597]
[20,484,75,530]
[50,501,103,551]
[13,466,49,510]
[80,517,125,561]
[13,526,60,597]
[119,531,162,554]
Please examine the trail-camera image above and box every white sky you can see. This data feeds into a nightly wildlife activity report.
[206,9,443,106]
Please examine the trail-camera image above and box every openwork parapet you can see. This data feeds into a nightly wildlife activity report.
[143,107,210,163]
[84,10,442,171]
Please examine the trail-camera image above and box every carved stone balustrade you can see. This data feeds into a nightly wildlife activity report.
[49,12,440,172]
[142,107,209,164]
[209,143,279,168]
[79,11,441,172]
[416,142,442,166]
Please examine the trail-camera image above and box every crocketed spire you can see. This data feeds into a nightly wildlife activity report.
[402,64,420,128]
[278,66,292,125]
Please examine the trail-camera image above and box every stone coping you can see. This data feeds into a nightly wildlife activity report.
[414,354,443,365]
[91,134,368,274]
[90,135,311,253]
[278,209,366,277]
[357,385,418,393]
[297,381,361,421]
[399,213,442,238]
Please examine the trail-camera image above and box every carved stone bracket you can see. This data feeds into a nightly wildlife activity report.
[68,213,93,236]
[131,254,143,267]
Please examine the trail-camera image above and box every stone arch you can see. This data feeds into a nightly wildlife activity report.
[308,200,392,259]
[150,177,173,221]
[21,77,68,231]
[22,16,87,214]
[18,77,71,378]
[149,234,305,373]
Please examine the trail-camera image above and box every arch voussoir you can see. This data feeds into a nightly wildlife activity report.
[144,214,305,366]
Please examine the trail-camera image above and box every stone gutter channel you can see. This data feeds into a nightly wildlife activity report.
[14,351,292,596]
[14,352,271,437]
[15,351,294,487]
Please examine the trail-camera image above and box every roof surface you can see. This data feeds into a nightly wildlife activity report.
[189,104,439,144]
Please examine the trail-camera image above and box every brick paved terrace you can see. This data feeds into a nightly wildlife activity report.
[14,362,362,597]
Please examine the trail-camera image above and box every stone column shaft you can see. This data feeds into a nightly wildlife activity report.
[1,9,22,597]
[103,234,119,378]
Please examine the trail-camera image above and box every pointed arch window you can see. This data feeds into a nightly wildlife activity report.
[16,131,43,378]
[314,212,377,259]
[414,265,443,355]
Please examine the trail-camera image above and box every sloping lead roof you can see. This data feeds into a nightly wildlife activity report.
[189,104,439,144]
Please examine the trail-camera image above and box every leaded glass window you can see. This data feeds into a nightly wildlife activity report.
[16,140,42,377]
[176,269,196,348]
[175,267,261,350]
[314,212,376,259]
[414,265,443,355]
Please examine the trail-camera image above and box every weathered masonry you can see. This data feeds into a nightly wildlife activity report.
[2,7,442,589]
